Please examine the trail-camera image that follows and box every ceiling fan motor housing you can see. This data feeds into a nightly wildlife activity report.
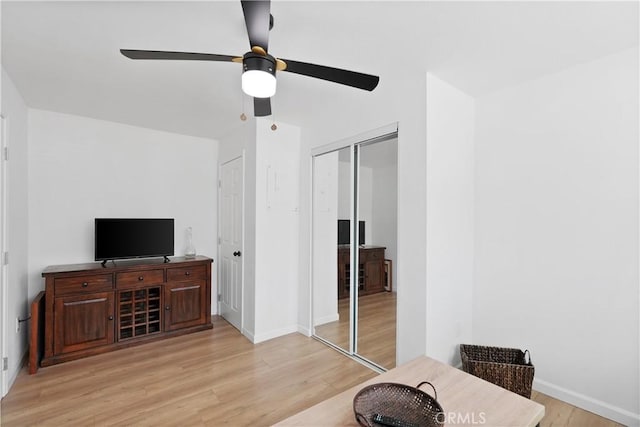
[243,52,276,77]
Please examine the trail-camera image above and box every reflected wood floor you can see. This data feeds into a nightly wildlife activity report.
[314,291,397,369]
[1,316,623,426]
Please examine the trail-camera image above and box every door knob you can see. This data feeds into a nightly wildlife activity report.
[233,251,242,257]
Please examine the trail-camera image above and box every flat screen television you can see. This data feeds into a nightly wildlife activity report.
[95,218,174,262]
[337,219,365,245]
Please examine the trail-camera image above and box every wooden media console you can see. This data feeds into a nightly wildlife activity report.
[34,256,213,372]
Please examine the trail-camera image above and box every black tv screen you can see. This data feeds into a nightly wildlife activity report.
[95,218,174,261]
[337,219,365,245]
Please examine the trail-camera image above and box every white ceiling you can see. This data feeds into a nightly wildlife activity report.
[2,1,638,140]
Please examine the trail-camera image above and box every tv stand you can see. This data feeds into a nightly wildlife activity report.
[100,259,116,268]
[337,245,386,299]
[36,256,213,373]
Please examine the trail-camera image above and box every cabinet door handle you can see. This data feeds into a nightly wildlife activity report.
[82,282,89,287]
[138,276,144,281]
[165,306,170,311]
[108,315,113,321]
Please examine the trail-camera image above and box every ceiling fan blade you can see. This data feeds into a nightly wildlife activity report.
[254,97,272,117]
[279,59,379,91]
[241,0,271,51]
[120,49,237,62]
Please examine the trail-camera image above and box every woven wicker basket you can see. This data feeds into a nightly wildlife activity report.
[353,381,444,427]
[460,344,535,399]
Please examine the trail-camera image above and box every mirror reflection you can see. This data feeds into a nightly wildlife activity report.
[312,147,351,352]
[356,138,397,369]
[312,136,398,370]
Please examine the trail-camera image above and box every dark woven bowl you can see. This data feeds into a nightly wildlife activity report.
[353,381,444,427]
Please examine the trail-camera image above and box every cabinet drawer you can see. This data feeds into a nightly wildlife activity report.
[167,265,207,282]
[116,269,164,289]
[54,274,113,296]
[366,249,385,261]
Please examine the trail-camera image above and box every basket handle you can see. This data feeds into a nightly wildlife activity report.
[354,412,372,427]
[416,381,437,401]
[524,349,532,365]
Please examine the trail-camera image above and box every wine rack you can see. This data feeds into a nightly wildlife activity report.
[343,264,364,295]
[118,286,162,340]
[337,246,386,299]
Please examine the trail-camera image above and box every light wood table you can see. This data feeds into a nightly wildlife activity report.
[275,356,544,426]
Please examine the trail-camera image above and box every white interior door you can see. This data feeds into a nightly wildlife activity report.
[219,156,243,331]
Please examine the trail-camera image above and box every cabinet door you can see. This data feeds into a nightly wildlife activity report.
[164,281,207,331]
[54,292,114,354]
[363,260,385,294]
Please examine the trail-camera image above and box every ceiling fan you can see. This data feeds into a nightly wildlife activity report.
[120,0,380,117]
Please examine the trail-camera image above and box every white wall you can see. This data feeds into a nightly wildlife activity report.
[27,109,219,304]
[253,119,301,342]
[425,73,476,365]
[338,161,373,242]
[312,151,339,325]
[474,48,639,425]
[363,139,398,290]
[219,119,301,343]
[1,68,30,395]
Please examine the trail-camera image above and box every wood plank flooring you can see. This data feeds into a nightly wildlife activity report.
[531,391,623,427]
[314,291,396,369]
[1,316,623,426]
[1,317,377,426]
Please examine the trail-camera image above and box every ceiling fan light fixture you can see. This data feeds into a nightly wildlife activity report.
[242,69,276,98]
[242,53,277,98]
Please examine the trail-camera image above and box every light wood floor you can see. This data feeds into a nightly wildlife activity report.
[531,391,623,427]
[1,316,622,426]
[314,291,396,369]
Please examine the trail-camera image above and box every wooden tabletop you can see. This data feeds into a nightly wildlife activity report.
[274,356,544,427]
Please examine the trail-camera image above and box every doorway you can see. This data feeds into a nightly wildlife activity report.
[312,128,398,370]
[218,156,244,332]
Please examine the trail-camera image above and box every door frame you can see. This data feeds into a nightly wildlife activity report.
[217,154,245,332]
[1,115,7,397]
[310,122,398,371]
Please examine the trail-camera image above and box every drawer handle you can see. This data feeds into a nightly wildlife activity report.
[138,276,144,281]
[185,271,190,276]
[165,306,170,311]
[82,282,89,287]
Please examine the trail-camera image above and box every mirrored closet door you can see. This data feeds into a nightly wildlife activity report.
[312,132,398,370]
[312,146,353,353]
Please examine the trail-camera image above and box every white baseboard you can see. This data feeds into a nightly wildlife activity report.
[251,325,299,344]
[313,313,339,327]
[297,325,312,337]
[241,328,255,343]
[4,348,27,398]
[533,378,640,426]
